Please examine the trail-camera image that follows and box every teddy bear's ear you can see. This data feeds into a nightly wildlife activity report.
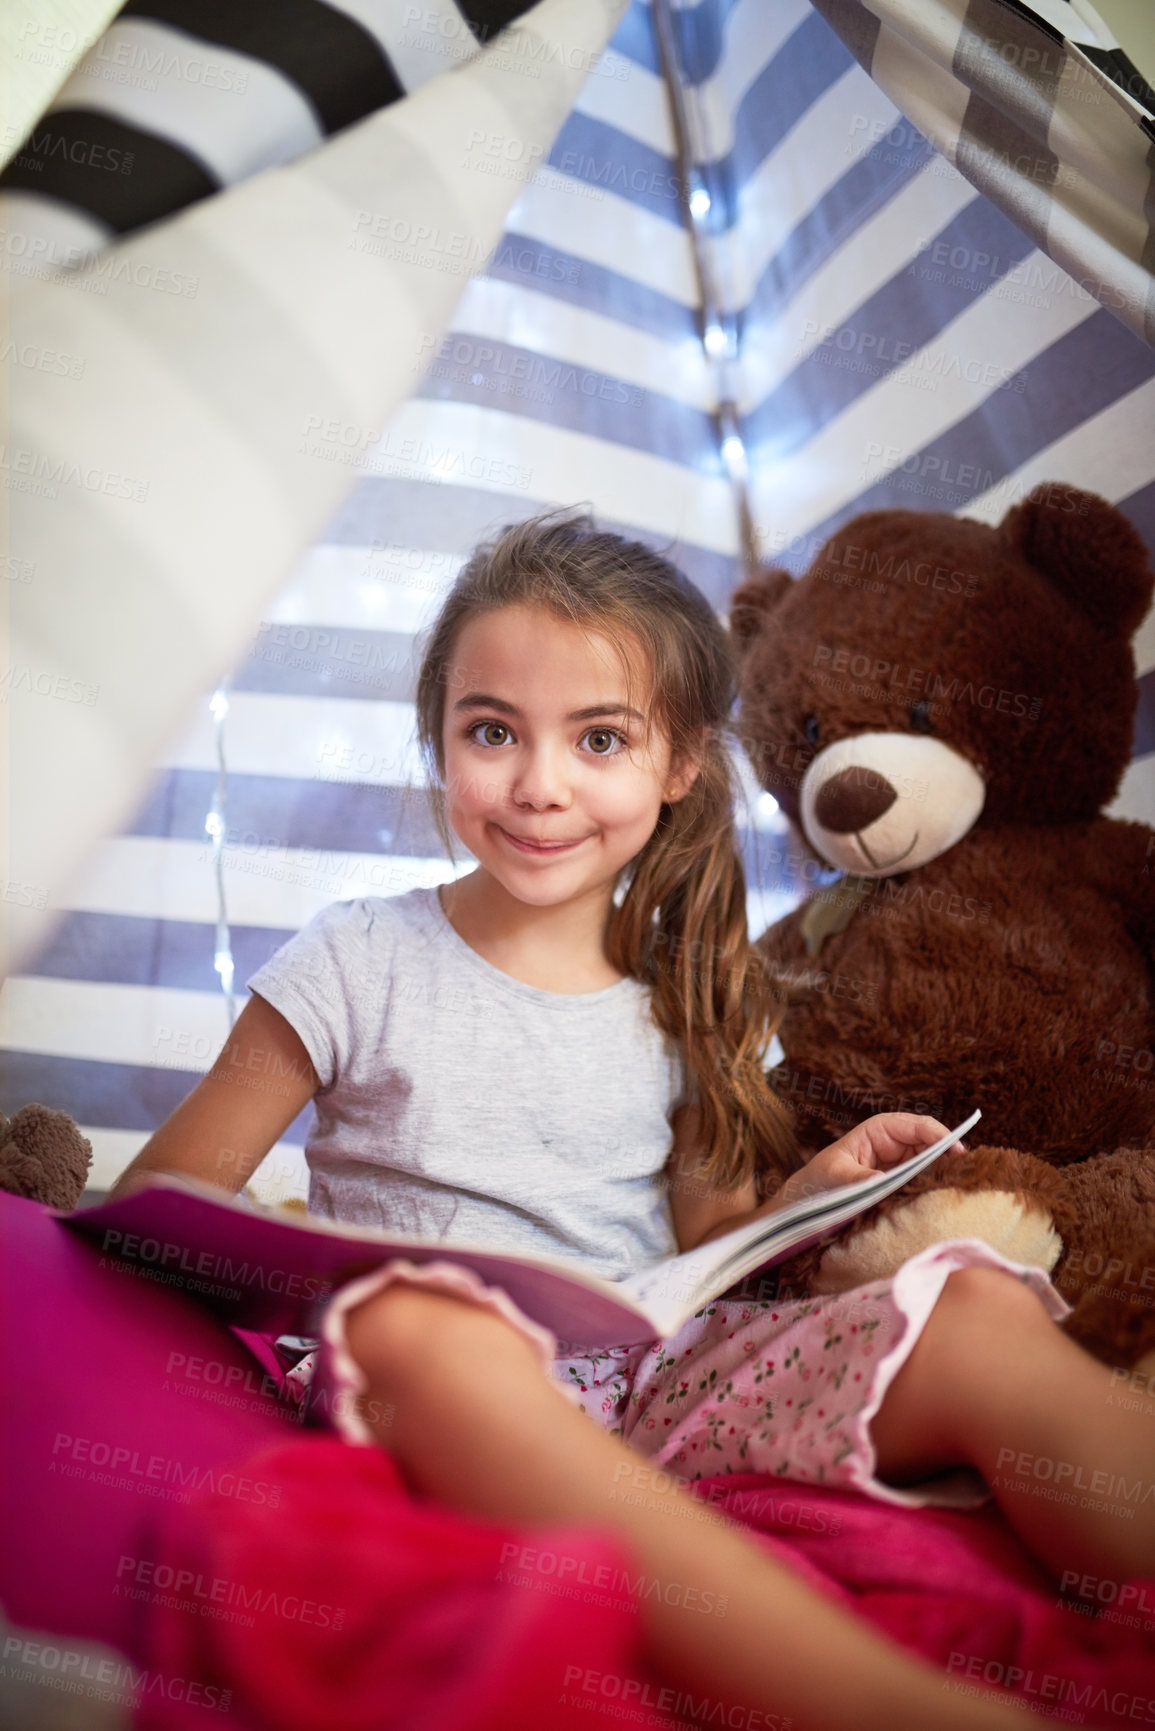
[728,568,794,661]
[1000,483,1154,637]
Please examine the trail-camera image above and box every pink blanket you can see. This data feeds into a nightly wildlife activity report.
[696,1475,1155,1725]
[131,1442,1155,1731]
[4,1196,1148,1731]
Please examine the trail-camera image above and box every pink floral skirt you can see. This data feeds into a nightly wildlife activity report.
[299,1238,1069,1511]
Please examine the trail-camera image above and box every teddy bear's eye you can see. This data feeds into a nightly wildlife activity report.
[909,700,933,734]
[803,714,820,746]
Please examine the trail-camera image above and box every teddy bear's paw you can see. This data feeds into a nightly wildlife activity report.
[0,1103,93,1210]
[811,1188,1062,1294]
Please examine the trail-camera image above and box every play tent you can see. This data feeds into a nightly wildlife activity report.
[1,0,1153,1199]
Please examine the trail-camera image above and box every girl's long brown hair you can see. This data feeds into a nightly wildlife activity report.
[414,509,799,1194]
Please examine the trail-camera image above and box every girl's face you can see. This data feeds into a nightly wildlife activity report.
[441,604,699,910]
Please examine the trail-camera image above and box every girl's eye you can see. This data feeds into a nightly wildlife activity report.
[803,714,820,746]
[581,727,625,756]
[468,721,512,747]
[909,700,933,734]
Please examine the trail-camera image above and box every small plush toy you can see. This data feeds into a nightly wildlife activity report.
[729,483,1155,1370]
[0,1104,92,1210]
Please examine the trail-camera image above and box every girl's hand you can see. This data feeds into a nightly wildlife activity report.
[771,1113,965,1212]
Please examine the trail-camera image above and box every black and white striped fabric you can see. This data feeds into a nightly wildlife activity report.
[0,1,538,259]
[812,0,1155,345]
[2,0,1153,1197]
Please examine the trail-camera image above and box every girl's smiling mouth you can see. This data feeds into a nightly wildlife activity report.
[498,827,591,855]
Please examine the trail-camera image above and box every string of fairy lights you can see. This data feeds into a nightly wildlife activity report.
[651,0,782,859]
[205,682,237,1031]
[651,0,758,576]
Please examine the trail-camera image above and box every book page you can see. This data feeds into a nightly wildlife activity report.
[620,1110,980,1336]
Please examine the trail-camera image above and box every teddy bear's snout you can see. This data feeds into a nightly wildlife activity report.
[812,767,898,834]
[798,732,986,877]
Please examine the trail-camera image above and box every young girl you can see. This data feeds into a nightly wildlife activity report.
[113,511,1151,1731]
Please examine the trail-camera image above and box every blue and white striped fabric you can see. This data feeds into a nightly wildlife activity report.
[2,0,1152,1198]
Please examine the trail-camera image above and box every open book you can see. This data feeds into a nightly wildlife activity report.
[65,1111,979,1349]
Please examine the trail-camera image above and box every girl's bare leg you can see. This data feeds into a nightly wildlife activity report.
[870,1265,1155,1580]
[342,1284,1057,1731]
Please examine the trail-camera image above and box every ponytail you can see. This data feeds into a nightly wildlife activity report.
[609,737,798,1192]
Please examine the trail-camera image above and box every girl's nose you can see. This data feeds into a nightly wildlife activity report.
[511,743,571,808]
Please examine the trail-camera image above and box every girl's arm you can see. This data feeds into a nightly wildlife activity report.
[107,993,319,1200]
[667,1108,961,1253]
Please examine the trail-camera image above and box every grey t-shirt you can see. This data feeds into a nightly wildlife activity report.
[246,886,689,1280]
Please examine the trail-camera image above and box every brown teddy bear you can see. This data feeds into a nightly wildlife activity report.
[729,482,1155,1370]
